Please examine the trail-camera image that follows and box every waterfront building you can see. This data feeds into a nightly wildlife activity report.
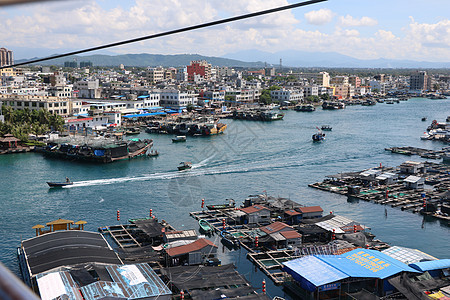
[333,84,354,99]
[240,204,271,224]
[47,85,73,98]
[159,89,198,110]
[304,86,319,98]
[0,47,14,67]
[0,94,70,116]
[225,89,261,104]
[369,80,385,94]
[187,60,212,82]
[283,248,420,299]
[258,221,303,248]
[271,88,303,104]
[164,238,218,266]
[201,90,225,106]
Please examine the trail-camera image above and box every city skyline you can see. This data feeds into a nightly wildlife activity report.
[1,0,449,62]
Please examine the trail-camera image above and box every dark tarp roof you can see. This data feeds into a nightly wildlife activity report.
[22,231,121,276]
[297,225,329,235]
[189,286,260,300]
[131,218,164,238]
[160,264,248,290]
[346,289,380,300]
[300,214,335,224]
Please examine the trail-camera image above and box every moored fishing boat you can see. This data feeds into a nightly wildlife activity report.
[199,219,213,233]
[220,230,240,247]
[172,135,186,142]
[312,132,325,142]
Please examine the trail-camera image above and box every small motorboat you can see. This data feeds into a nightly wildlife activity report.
[422,117,427,121]
[172,136,186,143]
[199,219,213,233]
[321,125,332,131]
[312,132,325,142]
[177,161,192,171]
[220,230,240,247]
[47,181,73,188]
[147,150,159,157]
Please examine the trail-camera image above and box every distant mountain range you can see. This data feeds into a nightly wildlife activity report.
[222,49,450,69]
[16,53,266,68]
[15,50,450,68]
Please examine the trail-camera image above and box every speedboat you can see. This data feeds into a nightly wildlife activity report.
[47,181,73,188]
[172,135,186,142]
[177,162,192,171]
[321,125,332,131]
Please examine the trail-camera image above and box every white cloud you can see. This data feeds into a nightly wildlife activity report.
[304,9,335,25]
[338,15,378,27]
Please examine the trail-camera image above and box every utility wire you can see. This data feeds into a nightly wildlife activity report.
[2,0,326,69]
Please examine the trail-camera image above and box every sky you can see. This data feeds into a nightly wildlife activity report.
[1,0,449,62]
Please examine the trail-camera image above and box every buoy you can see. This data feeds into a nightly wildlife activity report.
[329,211,333,215]
[222,218,226,230]
[180,290,184,299]
[255,236,259,248]
[365,244,369,249]
[149,209,153,218]
[353,224,357,233]
[116,210,120,221]
[201,198,205,209]
[332,229,335,240]
[262,280,266,294]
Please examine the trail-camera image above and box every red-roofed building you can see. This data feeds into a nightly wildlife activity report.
[258,222,302,249]
[165,238,218,266]
[240,205,271,224]
[298,206,323,219]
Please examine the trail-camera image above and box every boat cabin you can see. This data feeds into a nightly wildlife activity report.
[399,161,424,174]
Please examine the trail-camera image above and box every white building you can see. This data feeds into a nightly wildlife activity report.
[303,86,319,97]
[75,79,101,99]
[159,89,198,110]
[270,89,303,104]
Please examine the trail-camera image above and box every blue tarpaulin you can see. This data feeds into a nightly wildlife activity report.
[123,112,166,118]
[94,150,105,156]
[409,259,450,272]
[137,95,150,98]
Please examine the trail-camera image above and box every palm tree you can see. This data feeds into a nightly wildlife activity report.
[2,105,14,123]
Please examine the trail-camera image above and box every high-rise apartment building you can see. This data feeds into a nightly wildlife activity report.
[187,60,211,82]
[0,47,14,67]
[410,71,429,91]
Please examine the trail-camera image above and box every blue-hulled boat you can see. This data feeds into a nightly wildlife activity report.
[220,230,240,247]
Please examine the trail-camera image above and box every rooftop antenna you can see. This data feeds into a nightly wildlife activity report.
[280,58,282,73]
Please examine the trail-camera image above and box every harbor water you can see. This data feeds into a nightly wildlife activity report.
[1,97,449,298]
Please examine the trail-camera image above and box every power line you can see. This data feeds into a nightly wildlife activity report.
[1,0,327,69]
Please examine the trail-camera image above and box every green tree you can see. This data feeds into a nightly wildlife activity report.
[305,95,320,103]
[320,93,330,101]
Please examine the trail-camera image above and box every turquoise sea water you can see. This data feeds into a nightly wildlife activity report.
[0,97,449,298]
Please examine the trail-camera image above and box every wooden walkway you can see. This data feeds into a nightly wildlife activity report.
[98,224,142,249]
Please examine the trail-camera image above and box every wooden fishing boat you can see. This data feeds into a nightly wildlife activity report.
[220,230,240,247]
[199,219,213,233]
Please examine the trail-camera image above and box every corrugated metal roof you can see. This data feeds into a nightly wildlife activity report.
[240,204,270,214]
[404,175,423,183]
[319,249,420,279]
[283,256,349,287]
[166,238,217,257]
[280,230,302,239]
[409,259,450,272]
[381,246,437,265]
[299,206,323,213]
[260,222,291,234]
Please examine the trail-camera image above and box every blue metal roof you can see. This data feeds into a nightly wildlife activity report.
[409,259,450,272]
[283,255,348,287]
[283,249,420,289]
[138,95,150,98]
[319,249,419,279]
